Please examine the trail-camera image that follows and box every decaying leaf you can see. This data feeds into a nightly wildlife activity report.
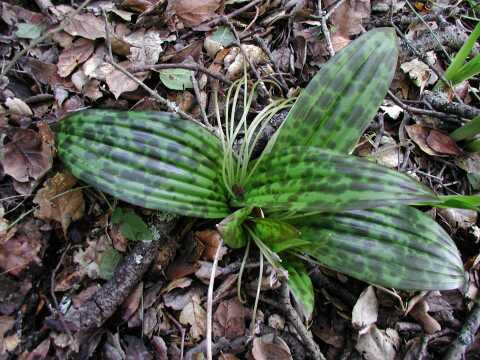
[326,0,371,37]
[124,28,164,65]
[195,229,227,261]
[352,286,378,332]
[252,333,293,360]
[33,172,85,234]
[105,61,149,99]
[63,13,106,40]
[406,124,462,156]
[5,97,32,116]
[355,325,400,360]
[1,128,52,183]
[167,0,221,28]
[226,45,267,80]
[438,208,477,230]
[0,220,43,276]
[400,57,438,93]
[57,38,94,78]
[213,298,246,339]
[179,294,207,340]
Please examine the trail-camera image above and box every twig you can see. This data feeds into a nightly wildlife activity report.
[131,63,232,85]
[423,90,480,120]
[443,301,480,360]
[191,73,210,126]
[279,282,326,360]
[253,34,289,92]
[50,244,75,348]
[387,90,463,124]
[179,0,263,40]
[102,10,208,129]
[165,311,186,360]
[318,0,335,57]
[1,0,92,76]
[206,239,223,360]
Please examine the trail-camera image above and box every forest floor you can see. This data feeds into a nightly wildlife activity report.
[1,0,480,359]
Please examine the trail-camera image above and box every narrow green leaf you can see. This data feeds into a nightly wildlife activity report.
[239,146,437,214]
[417,194,480,211]
[158,68,194,90]
[444,21,480,83]
[466,138,480,152]
[450,115,480,141]
[56,110,230,218]
[448,54,480,85]
[285,258,315,320]
[294,206,466,290]
[217,207,252,248]
[267,28,398,155]
[111,208,153,241]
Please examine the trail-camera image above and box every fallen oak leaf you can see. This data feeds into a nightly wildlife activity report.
[166,0,221,28]
[63,13,106,40]
[252,333,293,360]
[1,128,53,182]
[426,130,462,156]
[57,38,95,78]
[213,298,247,339]
[33,171,85,235]
[179,294,207,341]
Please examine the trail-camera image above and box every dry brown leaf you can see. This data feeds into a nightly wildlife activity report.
[179,294,206,341]
[162,277,192,294]
[409,298,441,334]
[195,261,224,284]
[400,57,438,93]
[326,0,370,37]
[57,38,94,78]
[124,28,164,65]
[121,0,159,13]
[33,172,85,235]
[105,61,149,99]
[1,128,53,182]
[5,97,32,116]
[426,130,462,156]
[63,13,106,40]
[213,298,247,339]
[226,45,267,80]
[195,229,226,261]
[23,338,51,360]
[121,282,143,322]
[352,286,378,332]
[252,334,292,360]
[0,220,43,276]
[167,0,221,28]
[355,325,399,360]
[438,208,477,230]
[405,124,438,156]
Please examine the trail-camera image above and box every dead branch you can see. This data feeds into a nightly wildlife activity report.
[424,91,480,120]
[443,301,480,360]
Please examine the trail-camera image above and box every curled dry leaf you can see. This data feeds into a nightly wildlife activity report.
[5,97,32,116]
[167,0,221,28]
[105,61,149,99]
[352,286,378,332]
[400,57,438,93]
[406,124,461,156]
[1,128,53,183]
[33,171,85,235]
[0,220,43,276]
[179,294,207,341]
[252,333,293,360]
[355,325,399,360]
[325,0,371,37]
[438,208,477,230]
[195,229,227,261]
[121,0,159,13]
[63,13,106,40]
[57,38,94,77]
[213,298,247,339]
[408,298,441,334]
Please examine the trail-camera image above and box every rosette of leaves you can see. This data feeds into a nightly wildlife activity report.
[56,28,468,318]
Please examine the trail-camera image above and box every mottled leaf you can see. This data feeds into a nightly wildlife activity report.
[55,110,229,218]
[240,147,436,214]
[217,207,252,248]
[294,206,466,290]
[251,219,308,253]
[267,28,398,155]
[284,259,314,320]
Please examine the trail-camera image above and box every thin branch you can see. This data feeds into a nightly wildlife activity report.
[318,0,335,57]
[191,73,210,126]
[1,0,92,76]
[253,34,289,92]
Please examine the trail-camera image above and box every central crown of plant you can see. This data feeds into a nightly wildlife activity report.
[55,28,467,318]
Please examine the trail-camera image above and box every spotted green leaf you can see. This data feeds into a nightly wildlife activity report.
[251,218,309,253]
[294,206,466,290]
[239,146,437,213]
[217,207,252,248]
[56,110,230,218]
[285,258,315,320]
[267,28,398,155]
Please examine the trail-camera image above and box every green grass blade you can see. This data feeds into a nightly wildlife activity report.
[284,258,315,320]
[444,21,480,82]
[417,194,480,211]
[448,54,480,85]
[56,110,230,218]
[451,115,480,141]
[294,206,466,290]
[466,138,480,152]
[267,28,398,155]
[238,146,437,213]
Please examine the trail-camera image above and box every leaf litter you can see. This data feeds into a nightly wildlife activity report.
[0,0,479,358]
